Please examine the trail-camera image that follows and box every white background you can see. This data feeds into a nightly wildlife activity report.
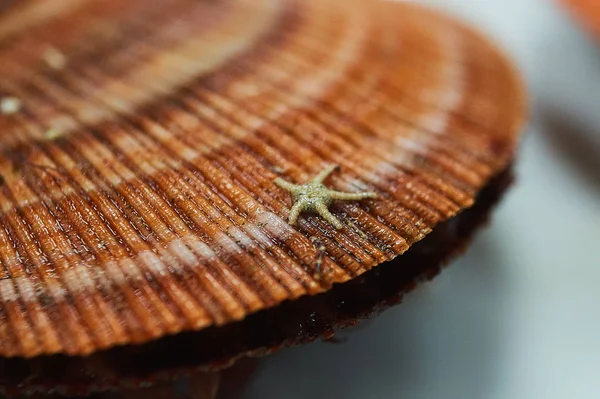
[244,1,600,398]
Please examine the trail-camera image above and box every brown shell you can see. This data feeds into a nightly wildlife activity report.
[563,0,600,37]
[25,371,221,399]
[0,0,526,358]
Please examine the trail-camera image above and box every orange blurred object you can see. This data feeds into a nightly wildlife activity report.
[563,0,600,37]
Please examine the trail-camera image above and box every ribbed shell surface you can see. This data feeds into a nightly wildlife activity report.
[0,0,526,357]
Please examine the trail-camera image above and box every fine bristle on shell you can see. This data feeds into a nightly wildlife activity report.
[0,0,526,358]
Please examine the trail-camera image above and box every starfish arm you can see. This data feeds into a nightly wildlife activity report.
[288,199,307,225]
[274,177,302,192]
[312,164,339,184]
[327,190,378,201]
[315,201,344,229]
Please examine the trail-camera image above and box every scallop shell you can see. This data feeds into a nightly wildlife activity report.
[0,0,526,358]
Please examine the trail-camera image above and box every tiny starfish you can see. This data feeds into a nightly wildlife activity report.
[274,164,377,229]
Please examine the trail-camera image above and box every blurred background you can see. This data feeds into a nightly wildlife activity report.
[242,1,600,398]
